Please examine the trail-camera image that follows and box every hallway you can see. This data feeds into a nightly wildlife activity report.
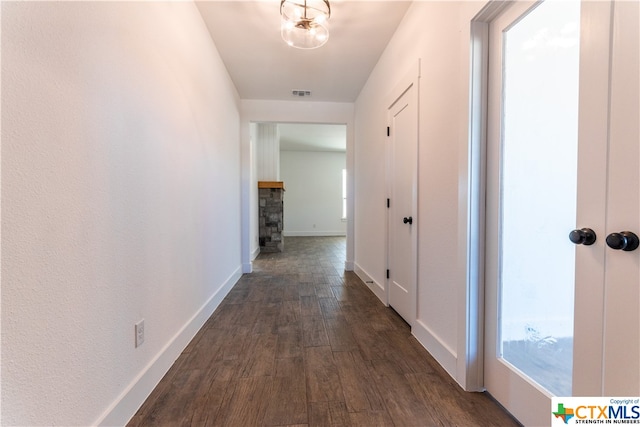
[128,237,518,426]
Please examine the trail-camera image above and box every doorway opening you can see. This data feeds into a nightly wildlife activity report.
[250,122,347,265]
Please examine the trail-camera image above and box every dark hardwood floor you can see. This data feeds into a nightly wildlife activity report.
[128,236,519,427]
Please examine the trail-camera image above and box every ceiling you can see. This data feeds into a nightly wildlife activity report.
[279,123,346,152]
[195,1,412,103]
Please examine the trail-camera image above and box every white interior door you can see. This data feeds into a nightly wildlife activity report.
[485,1,639,425]
[387,77,418,326]
[598,0,640,395]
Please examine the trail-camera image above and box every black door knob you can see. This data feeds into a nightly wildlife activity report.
[605,231,639,251]
[403,216,413,225]
[569,228,597,245]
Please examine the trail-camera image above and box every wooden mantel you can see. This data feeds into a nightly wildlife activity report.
[258,181,285,191]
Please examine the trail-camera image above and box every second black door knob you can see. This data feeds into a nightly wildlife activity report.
[606,231,639,251]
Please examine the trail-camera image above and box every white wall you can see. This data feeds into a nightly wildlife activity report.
[280,151,346,236]
[240,100,355,272]
[1,2,241,425]
[353,1,484,389]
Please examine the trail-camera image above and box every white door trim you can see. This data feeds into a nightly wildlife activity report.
[463,0,513,392]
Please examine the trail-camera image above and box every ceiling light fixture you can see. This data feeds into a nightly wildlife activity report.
[280,0,331,50]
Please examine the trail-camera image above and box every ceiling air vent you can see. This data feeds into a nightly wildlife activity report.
[292,90,311,97]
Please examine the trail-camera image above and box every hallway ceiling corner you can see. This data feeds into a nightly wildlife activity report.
[195,1,412,103]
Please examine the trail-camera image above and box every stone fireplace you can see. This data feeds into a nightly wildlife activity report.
[258,181,285,253]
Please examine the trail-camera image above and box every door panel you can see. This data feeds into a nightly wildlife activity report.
[388,82,418,326]
[573,0,640,397]
[485,1,585,424]
[498,0,581,397]
[485,1,640,424]
[571,0,611,397]
[602,0,639,394]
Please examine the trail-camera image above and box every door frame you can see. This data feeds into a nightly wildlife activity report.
[385,60,420,326]
[464,0,512,392]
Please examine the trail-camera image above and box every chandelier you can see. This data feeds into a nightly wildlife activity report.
[280,0,331,49]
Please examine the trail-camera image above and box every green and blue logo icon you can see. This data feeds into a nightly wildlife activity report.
[553,403,575,424]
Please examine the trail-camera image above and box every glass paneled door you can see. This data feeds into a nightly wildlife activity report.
[484,1,583,424]
[499,0,581,396]
[484,0,639,424]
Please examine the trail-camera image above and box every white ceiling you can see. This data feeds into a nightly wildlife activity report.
[279,123,347,151]
[195,1,412,103]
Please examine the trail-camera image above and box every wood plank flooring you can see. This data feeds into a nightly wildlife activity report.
[128,236,519,427]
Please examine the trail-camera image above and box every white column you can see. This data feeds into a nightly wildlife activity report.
[256,123,280,181]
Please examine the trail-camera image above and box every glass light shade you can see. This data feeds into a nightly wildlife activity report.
[281,18,329,49]
[280,0,330,23]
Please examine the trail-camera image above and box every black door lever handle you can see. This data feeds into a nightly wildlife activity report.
[403,216,413,225]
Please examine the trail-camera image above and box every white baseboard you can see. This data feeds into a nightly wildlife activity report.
[412,319,458,380]
[283,231,347,237]
[250,246,260,261]
[354,263,386,305]
[242,246,260,273]
[344,260,354,271]
[95,266,242,427]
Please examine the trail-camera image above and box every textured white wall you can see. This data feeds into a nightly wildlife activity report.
[1,2,241,425]
[280,151,346,236]
[354,1,480,387]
